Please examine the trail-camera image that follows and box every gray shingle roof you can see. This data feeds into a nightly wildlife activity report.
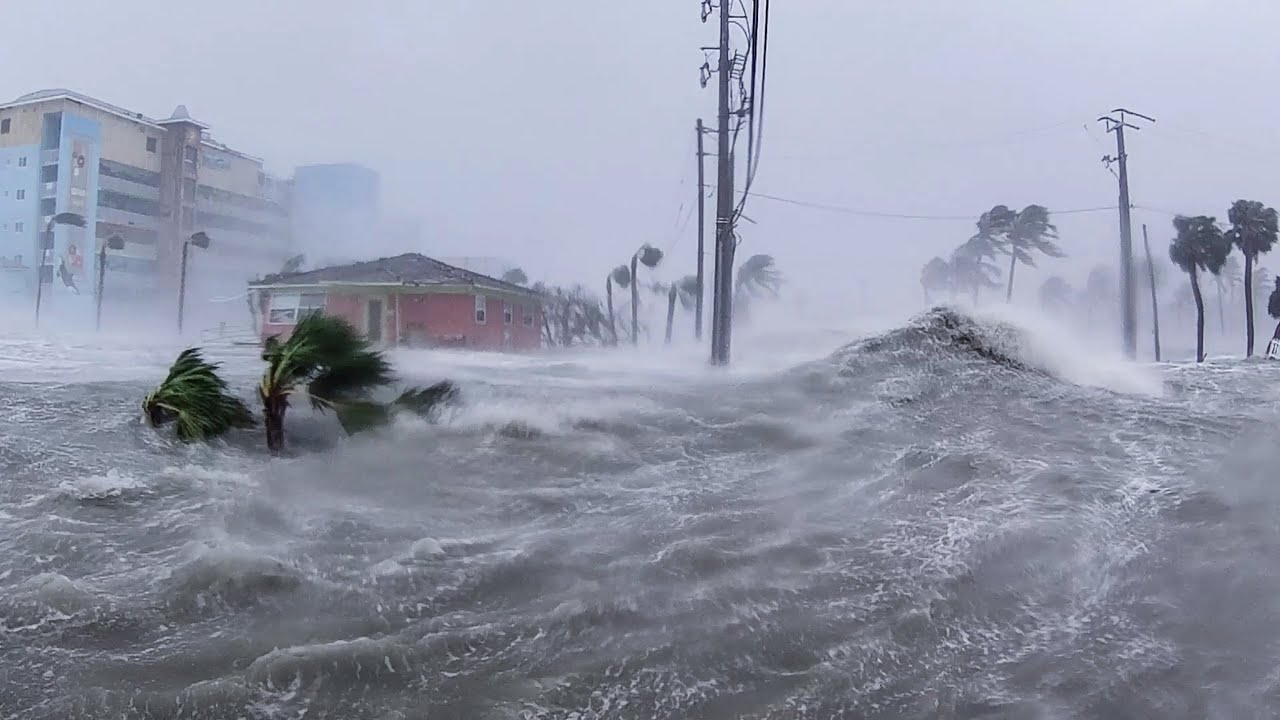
[251,253,538,297]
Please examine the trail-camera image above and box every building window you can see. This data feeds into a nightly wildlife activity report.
[475,294,487,324]
[267,292,326,325]
[523,306,535,327]
[14,222,23,233]
[17,157,26,168]
[0,119,9,134]
[14,189,24,200]
[503,302,513,325]
[146,137,157,153]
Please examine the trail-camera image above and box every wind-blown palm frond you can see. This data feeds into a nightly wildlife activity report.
[332,381,461,435]
[144,348,254,442]
[610,265,632,289]
[735,254,782,298]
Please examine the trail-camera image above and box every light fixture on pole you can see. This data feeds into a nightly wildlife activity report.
[34,212,86,327]
[177,231,211,334]
[95,234,125,331]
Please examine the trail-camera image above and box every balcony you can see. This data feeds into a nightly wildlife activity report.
[40,149,59,166]
[98,174,161,201]
[40,182,56,199]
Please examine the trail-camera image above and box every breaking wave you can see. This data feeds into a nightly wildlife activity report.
[4,307,1280,718]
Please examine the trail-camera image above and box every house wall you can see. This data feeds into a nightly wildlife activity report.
[257,287,542,351]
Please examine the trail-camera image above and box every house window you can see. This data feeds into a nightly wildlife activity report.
[17,157,26,168]
[475,294,487,324]
[0,119,9,134]
[14,222,23,233]
[267,292,326,325]
[146,137,157,153]
[523,306,535,327]
[14,189,24,200]
[503,302,513,325]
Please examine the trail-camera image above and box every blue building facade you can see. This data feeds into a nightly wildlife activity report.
[0,140,40,298]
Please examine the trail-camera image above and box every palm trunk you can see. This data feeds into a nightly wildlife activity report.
[1005,255,1017,302]
[606,277,617,346]
[1245,253,1256,356]
[630,257,640,346]
[262,390,288,455]
[665,286,677,345]
[1141,225,1161,361]
[1191,268,1206,363]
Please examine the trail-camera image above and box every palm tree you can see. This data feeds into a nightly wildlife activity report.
[1226,199,1279,356]
[1169,215,1233,363]
[259,314,396,454]
[1268,276,1280,355]
[628,244,664,346]
[1084,265,1116,321]
[734,254,782,320]
[920,257,952,303]
[502,267,529,286]
[605,265,630,346]
[1038,276,1073,313]
[280,254,306,275]
[1004,205,1062,302]
[143,349,254,442]
[662,275,699,344]
[951,235,1002,303]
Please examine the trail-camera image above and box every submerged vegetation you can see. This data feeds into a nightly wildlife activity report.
[146,315,458,454]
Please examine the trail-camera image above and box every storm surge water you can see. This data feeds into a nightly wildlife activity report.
[4,307,1280,718]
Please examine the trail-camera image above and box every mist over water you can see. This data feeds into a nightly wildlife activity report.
[2,306,1280,718]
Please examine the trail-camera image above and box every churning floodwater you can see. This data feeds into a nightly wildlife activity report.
[4,307,1280,719]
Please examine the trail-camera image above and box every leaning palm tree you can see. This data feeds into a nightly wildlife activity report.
[628,244,664,346]
[1267,275,1280,356]
[951,235,1002,304]
[1037,276,1073,314]
[143,349,254,442]
[661,275,699,344]
[605,265,630,346]
[259,314,396,453]
[1226,199,1279,356]
[1169,215,1233,363]
[920,257,952,304]
[734,254,782,320]
[1004,205,1063,302]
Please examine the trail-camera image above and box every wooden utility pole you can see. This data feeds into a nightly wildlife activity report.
[695,118,707,341]
[710,0,736,365]
[1142,223,1161,361]
[1099,108,1155,359]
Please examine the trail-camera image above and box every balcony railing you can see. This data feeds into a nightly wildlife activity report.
[40,149,59,166]
[40,182,56,198]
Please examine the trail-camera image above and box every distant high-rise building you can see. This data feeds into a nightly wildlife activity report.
[0,89,291,326]
[291,163,379,266]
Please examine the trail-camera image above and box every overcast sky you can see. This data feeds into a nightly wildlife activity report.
[7,0,1280,312]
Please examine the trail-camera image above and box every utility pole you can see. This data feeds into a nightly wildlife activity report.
[709,0,736,365]
[695,118,707,341]
[1098,108,1155,359]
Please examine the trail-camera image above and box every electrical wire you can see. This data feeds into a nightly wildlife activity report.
[747,190,1119,221]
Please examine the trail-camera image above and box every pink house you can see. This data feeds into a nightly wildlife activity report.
[249,253,543,351]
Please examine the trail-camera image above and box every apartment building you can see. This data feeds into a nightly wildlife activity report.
[0,89,291,326]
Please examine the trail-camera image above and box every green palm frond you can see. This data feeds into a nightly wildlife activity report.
[332,381,460,435]
[144,348,254,442]
[262,314,394,413]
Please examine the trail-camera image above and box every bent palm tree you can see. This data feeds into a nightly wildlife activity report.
[951,235,1002,303]
[606,265,630,346]
[1004,205,1062,301]
[628,244,664,346]
[144,349,254,442]
[662,275,699,344]
[259,314,395,453]
[1169,215,1232,363]
[734,254,782,320]
[920,257,952,303]
[1227,200,1279,356]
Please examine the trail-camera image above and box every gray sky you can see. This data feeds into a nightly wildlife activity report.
[8,0,1280,311]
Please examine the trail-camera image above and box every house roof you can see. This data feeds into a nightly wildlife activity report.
[250,252,539,297]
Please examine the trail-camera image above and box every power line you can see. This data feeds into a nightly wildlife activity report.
[746,190,1118,221]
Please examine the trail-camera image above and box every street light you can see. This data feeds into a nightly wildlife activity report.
[95,234,125,331]
[34,212,86,327]
[177,231,211,335]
